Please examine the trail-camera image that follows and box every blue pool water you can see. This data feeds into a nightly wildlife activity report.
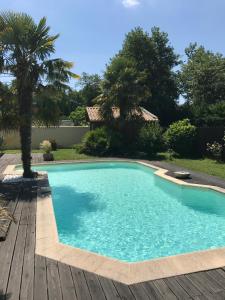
[34,162,225,262]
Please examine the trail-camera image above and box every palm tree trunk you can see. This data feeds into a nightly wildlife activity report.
[18,88,34,178]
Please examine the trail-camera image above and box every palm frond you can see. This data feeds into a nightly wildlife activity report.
[0,205,15,233]
[42,59,79,84]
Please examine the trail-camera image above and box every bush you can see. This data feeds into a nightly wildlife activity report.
[49,139,57,151]
[81,127,109,156]
[206,142,223,161]
[69,107,86,126]
[139,123,164,157]
[164,119,197,156]
[0,136,4,153]
[40,140,52,153]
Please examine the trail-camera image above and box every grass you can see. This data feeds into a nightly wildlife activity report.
[3,149,225,180]
[4,148,94,161]
[163,154,225,180]
[52,149,93,161]
[4,149,41,154]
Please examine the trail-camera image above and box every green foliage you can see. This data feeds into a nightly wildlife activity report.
[80,127,124,156]
[139,123,164,157]
[58,89,84,116]
[49,139,57,151]
[206,142,223,161]
[191,101,225,126]
[165,157,225,180]
[0,11,78,177]
[40,140,52,153]
[101,55,148,125]
[116,27,180,126]
[0,136,4,152]
[33,87,61,127]
[81,127,110,156]
[180,44,225,106]
[69,106,87,125]
[77,72,102,106]
[180,43,225,126]
[164,119,197,156]
[0,82,19,130]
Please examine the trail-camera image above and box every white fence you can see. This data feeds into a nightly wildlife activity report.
[2,126,90,149]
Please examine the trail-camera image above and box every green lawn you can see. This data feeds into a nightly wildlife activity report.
[4,148,93,161]
[52,149,93,161]
[164,156,225,180]
[3,149,225,180]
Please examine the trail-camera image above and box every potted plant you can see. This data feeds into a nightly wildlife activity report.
[40,140,54,161]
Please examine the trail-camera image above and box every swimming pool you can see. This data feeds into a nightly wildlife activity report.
[34,161,225,262]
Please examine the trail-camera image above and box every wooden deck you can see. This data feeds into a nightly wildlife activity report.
[1,154,225,299]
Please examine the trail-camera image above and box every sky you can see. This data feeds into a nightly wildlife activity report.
[1,0,225,86]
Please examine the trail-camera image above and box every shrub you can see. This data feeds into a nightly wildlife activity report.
[164,119,197,156]
[206,142,223,161]
[40,140,52,153]
[69,107,86,126]
[81,127,109,156]
[49,139,57,151]
[0,136,4,153]
[139,123,164,157]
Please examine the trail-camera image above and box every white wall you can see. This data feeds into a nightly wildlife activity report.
[2,126,90,149]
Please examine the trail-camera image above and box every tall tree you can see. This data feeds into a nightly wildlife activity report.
[77,72,102,106]
[33,86,62,127]
[100,56,149,143]
[180,43,225,106]
[101,56,149,120]
[0,82,19,130]
[180,43,225,125]
[0,12,77,177]
[119,27,180,126]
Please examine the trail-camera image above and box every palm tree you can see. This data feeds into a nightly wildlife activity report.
[0,11,78,177]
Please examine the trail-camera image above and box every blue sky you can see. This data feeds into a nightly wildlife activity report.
[1,0,225,85]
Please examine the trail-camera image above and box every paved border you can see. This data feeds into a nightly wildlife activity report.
[4,160,225,284]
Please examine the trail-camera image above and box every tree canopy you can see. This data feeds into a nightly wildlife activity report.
[101,27,180,126]
[0,11,77,177]
[180,43,225,125]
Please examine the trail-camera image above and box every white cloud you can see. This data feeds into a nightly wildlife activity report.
[122,0,140,8]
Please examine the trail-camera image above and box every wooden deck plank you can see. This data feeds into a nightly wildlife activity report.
[0,193,24,297]
[34,255,48,300]
[194,290,225,300]
[71,268,92,300]
[84,271,106,300]
[2,157,225,299]
[98,276,121,300]
[153,279,177,300]
[6,224,27,300]
[187,272,223,294]
[20,195,36,300]
[206,269,225,289]
[46,258,63,300]
[129,283,151,300]
[58,263,77,300]
[140,281,164,300]
[164,277,191,299]
[175,274,202,297]
[113,281,135,300]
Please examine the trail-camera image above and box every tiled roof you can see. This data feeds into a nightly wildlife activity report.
[86,106,158,122]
